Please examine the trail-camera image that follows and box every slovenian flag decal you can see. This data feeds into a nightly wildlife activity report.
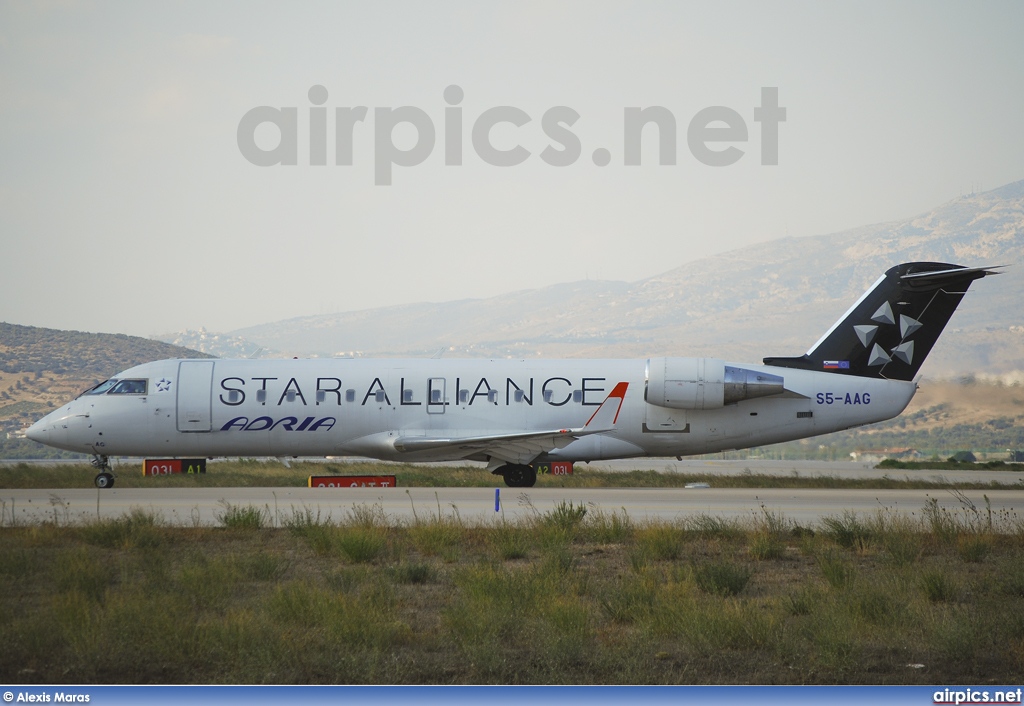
[823,361,850,370]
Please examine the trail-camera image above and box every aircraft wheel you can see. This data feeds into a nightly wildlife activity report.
[94,472,115,489]
[502,464,537,488]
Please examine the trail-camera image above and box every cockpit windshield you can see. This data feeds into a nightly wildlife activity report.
[82,379,119,396]
[78,378,148,397]
[110,379,147,395]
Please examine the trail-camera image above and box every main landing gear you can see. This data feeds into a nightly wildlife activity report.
[91,454,115,489]
[496,463,537,488]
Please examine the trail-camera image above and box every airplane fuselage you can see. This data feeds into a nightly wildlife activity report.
[25,261,997,488]
[28,356,916,462]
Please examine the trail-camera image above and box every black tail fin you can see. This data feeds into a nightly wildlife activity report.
[763,262,1002,380]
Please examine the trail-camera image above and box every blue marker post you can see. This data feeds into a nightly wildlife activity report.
[494,488,500,512]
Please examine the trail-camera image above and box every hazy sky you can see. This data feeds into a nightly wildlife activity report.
[1,1,1022,337]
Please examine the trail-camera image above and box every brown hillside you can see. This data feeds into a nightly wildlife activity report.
[0,322,209,431]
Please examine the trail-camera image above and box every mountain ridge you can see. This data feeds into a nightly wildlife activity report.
[167,181,1023,377]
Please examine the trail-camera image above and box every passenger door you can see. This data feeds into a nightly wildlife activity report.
[176,360,214,432]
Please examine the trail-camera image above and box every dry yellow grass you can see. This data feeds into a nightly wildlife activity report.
[2,502,1023,684]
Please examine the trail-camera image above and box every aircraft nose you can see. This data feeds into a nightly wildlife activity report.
[25,409,71,449]
[25,418,49,443]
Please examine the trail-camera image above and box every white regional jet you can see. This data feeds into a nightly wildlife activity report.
[27,262,999,489]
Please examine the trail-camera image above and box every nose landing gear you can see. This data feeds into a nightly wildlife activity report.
[91,454,116,489]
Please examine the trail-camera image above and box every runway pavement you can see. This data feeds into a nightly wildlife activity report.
[3,485,1022,527]
[589,458,1024,485]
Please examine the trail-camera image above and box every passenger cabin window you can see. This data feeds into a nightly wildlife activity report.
[110,379,147,395]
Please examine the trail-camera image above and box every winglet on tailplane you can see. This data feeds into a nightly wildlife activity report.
[763,262,1004,381]
[583,381,629,430]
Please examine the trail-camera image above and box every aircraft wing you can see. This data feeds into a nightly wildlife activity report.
[392,382,629,465]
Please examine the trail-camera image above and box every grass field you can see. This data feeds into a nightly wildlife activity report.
[0,459,1018,491]
[1,496,1023,684]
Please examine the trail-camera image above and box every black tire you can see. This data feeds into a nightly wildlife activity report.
[95,472,115,489]
[502,464,537,488]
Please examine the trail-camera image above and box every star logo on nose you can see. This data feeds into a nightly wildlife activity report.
[156,378,172,392]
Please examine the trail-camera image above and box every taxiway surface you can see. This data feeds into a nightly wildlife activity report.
[4,486,1022,527]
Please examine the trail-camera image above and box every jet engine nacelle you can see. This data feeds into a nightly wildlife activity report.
[645,357,784,410]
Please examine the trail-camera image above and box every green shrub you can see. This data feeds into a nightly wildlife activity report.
[686,514,743,540]
[346,502,387,528]
[408,516,464,558]
[216,503,268,530]
[921,570,959,602]
[540,545,576,576]
[543,500,588,532]
[821,511,872,549]
[923,497,962,544]
[236,551,289,581]
[490,522,529,560]
[53,547,109,603]
[872,514,929,569]
[922,493,994,544]
[79,507,163,549]
[283,505,333,532]
[390,562,434,584]
[998,564,1024,597]
[818,550,855,590]
[535,597,593,661]
[0,547,38,578]
[636,524,684,561]
[599,575,657,623]
[750,533,786,560]
[853,587,894,624]
[693,560,752,597]
[336,527,388,563]
[956,535,992,563]
[755,506,792,538]
[444,563,552,649]
[585,507,634,543]
[176,553,241,609]
[266,582,410,648]
[628,545,649,573]
[784,585,820,616]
